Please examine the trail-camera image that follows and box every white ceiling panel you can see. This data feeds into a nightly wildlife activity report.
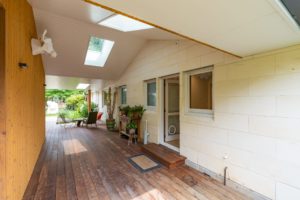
[87,0,300,56]
[28,0,113,24]
[28,0,184,80]
[46,75,104,90]
[34,9,146,80]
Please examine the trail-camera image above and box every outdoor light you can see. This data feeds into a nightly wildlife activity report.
[18,62,28,69]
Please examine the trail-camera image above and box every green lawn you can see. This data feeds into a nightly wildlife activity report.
[46,113,58,117]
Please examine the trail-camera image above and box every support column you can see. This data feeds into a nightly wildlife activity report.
[87,89,92,112]
[0,6,5,200]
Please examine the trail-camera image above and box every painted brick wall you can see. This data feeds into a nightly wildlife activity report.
[106,40,300,200]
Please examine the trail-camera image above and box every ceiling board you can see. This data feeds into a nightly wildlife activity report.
[46,75,104,91]
[86,0,300,56]
[28,0,185,80]
[34,9,146,80]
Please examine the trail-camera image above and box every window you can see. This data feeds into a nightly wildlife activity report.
[146,80,156,109]
[186,66,213,116]
[98,14,154,32]
[84,36,114,67]
[120,86,127,105]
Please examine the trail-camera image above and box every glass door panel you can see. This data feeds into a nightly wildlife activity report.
[165,79,180,142]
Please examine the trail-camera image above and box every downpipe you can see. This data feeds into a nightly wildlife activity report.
[224,166,228,186]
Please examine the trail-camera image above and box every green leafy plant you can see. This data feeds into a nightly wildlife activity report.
[133,105,146,118]
[58,109,78,120]
[79,102,98,118]
[65,94,85,111]
[46,89,85,103]
[123,105,146,119]
[126,121,137,130]
[58,109,68,118]
[119,105,131,116]
[68,110,82,119]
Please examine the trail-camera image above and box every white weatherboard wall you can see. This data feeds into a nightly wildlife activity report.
[105,40,300,200]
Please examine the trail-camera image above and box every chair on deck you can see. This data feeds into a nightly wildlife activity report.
[82,112,98,127]
[56,115,75,128]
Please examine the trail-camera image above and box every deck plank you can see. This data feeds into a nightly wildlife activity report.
[23,119,254,200]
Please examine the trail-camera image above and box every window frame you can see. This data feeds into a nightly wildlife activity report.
[145,79,157,111]
[119,85,127,105]
[84,36,114,67]
[185,66,214,117]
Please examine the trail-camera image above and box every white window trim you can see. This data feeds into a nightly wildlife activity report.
[119,85,127,105]
[84,37,114,67]
[185,66,214,117]
[145,79,157,112]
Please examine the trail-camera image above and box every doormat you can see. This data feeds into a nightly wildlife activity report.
[182,175,198,187]
[128,154,161,173]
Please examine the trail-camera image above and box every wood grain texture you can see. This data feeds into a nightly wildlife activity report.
[0,0,45,199]
[88,89,91,112]
[23,119,254,200]
[142,143,186,169]
[0,5,6,200]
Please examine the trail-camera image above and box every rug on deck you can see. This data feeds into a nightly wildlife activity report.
[128,154,161,173]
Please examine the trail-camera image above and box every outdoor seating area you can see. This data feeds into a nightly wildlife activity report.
[56,111,101,128]
[46,89,103,128]
[82,111,98,127]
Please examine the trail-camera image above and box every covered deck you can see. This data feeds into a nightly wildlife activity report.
[23,119,253,200]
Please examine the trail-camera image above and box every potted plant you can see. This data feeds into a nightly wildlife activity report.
[129,105,146,119]
[119,105,131,116]
[134,105,146,119]
[104,87,117,131]
[127,121,137,135]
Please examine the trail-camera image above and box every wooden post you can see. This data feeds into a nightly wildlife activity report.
[0,6,6,200]
[88,89,91,112]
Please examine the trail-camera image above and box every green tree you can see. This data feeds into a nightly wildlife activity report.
[88,37,104,52]
[45,89,85,102]
[65,94,85,110]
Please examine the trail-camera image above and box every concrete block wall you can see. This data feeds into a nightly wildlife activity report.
[105,40,300,199]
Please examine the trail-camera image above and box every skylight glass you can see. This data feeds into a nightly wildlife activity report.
[98,14,154,32]
[76,83,90,89]
[84,36,114,67]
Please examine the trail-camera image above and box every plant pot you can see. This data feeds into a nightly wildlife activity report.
[129,128,135,135]
[133,112,139,119]
[106,119,115,131]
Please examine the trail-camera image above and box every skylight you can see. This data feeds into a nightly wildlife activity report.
[280,0,300,27]
[84,36,114,67]
[98,14,154,32]
[76,83,90,89]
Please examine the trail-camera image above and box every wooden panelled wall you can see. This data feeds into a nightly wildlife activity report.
[0,5,6,200]
[0,0,45,199]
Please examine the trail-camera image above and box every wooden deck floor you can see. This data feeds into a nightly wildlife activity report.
[23,119,253,200]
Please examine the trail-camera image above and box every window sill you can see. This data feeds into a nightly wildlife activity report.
[184,110,214,120]
[146,106,157,112]
[146,109,157,114]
